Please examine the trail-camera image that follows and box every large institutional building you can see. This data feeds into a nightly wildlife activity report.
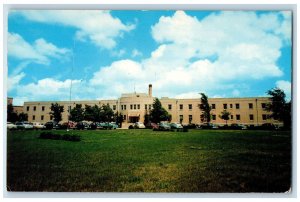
[22,84,282,128]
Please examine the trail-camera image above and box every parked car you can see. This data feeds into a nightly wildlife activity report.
[110,122,119,129]
[170,123,183,129]
[230,123,247,130]
[24,122,34,129]
[145,122,159,129]
[89,122,97,130]
[32,122,46,130]
[158,122,171,131]
[15,121,34,130]
[7,122,17,130]
[260,123,278,130]
[199,123,218,129]
[15,122,25,130]
[76,122,90,130]
[98,122,117,129]
[134,122,146,129]
[44,121,60,130]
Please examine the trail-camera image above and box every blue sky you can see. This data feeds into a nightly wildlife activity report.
[7,10,292,105]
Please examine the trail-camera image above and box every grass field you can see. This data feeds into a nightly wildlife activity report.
[6,129,291,192]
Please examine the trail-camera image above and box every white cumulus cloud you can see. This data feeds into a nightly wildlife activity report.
[15,78,81,100]
[8,32,71,65]
[276,80,291,101]
[84,11,291,100]
[14,10,135,49]
[7,72,26,91]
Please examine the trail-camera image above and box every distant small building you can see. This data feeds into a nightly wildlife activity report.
[7,97,13,105]
[23,84,282,127]
[7,97,24,115]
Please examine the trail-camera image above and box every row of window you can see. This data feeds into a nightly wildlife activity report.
[26,102,268,113]
[177,114,269,123]
[210,114,268,121]
[32,115,47,121]
[28,105,118,112]
[168,104,193,110]
[27,106,46,111]
[121,104,154,110]
[31,113,269,122]
[214,103,267,110]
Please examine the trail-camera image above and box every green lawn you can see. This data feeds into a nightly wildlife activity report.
[6,129,291,192]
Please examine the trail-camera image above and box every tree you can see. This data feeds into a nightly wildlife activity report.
[199,93,211,123]
[50,103,64,123]
[91,105,101,122]
[7,104,18,122]
[115,112,124,128]
[266,87,291,129]
[69,104,84,122]
[84,105,96,122]
[219,110,231,126]
[149,98,171,123]
[100,104,114,122]
[18,112,28,122]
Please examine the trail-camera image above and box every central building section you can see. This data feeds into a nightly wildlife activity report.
[119,84,154,124]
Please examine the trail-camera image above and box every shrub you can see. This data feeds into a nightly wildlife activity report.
[39,132,53,139]
[128,125,134,129]
[52,133,62,140]
[62,134,71,141]
[70,135,81,142]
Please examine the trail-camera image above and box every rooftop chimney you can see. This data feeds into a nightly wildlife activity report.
[148,84,152,97]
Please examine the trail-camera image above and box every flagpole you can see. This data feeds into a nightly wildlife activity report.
[67,38,75,132]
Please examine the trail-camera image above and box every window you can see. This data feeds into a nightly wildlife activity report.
[27,106,29,111]
[50,115,53,120]
[189,115,192,124]
[249,114,254,121]
[223,104,227,109]
[231,115,233,119]
[145,104,147,110]
[113,105,116,110]
[211,104,216,109]
[130,105,133,110]
[168,104,172,110]
[179,104,183,110]
[249,103,253,109]
[262,114,267,120]
[32,115,35,120]
[230,104,233,108]
[123,115,126,120]
[33,106,36,111]
[149,105,152,110]
[212,115,216,120]
[235,103,240,109]
[188,104,192,110]
[137,104,140,109]
[124,105,126,110]
[41,115,44,121]
[179,115,183,123]
[42,106,45,111]
[121,105,124,110]
[134,104,136,110]
[261,103,266,109]
[236,114,240,120]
